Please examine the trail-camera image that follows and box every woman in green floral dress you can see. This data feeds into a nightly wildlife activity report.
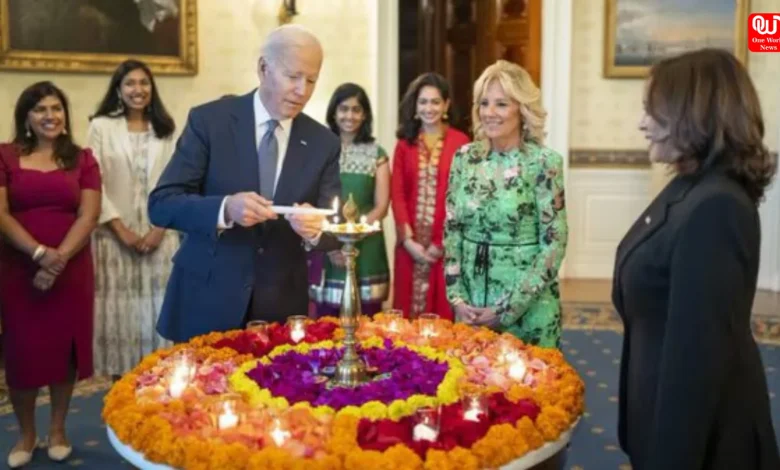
[308,83,391,317]
[444,60,568,347]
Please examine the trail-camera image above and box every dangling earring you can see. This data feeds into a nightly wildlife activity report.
[25,123,32,138]
[443,111,449,121]
[61,128,68,135]
[414,113,420,120]
[116,92,125,114]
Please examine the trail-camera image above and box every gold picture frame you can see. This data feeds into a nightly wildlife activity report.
[0,0,198,75]
[604,0,748,78]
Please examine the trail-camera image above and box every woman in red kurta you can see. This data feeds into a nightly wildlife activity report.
[0,82,101,467]
[391,73,470,321]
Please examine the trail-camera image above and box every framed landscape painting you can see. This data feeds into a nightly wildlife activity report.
[604,0,748,78]
[0,0,198,75]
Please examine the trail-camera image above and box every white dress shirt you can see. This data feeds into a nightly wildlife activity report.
[216,92,322,247]
[217,90,291,228]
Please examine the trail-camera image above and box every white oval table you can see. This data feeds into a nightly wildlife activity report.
[108,419,578,470]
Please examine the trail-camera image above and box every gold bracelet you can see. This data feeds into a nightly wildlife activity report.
[32,245,47,262]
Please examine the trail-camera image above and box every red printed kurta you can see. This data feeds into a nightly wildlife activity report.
[390,127,470,320]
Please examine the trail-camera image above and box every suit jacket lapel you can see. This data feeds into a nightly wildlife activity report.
[230,92,260,193]
[273,116,309,206]
[114,118,135,170]
[615,174,697,283]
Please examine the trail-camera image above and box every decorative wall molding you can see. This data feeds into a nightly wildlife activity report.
[570,149,779,169]
[570,149,650,168]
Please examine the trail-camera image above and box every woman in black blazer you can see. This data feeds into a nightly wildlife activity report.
[613,48,779,470]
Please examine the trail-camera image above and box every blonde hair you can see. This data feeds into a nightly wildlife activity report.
[471,60,546,146]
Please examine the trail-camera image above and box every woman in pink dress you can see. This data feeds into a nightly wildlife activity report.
[0,81,101,467]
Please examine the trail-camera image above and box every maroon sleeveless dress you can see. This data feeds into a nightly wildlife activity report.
[0,143,101,389]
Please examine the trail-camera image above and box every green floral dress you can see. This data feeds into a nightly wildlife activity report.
[443,140,568,347]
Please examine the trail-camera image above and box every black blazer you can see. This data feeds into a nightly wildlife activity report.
[149,91,341,342]
[612,168,780,470]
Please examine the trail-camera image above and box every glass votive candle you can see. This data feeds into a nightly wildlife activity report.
[246,320,269,332]
[268,416,292,447]
[461,393,488,422]
[211,394,242,431]
[385,309,403,333]
[413,406,441,442]
[418,313,440,338]
[286,315,308,343]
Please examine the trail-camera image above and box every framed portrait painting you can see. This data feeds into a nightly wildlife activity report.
[604,0,748,78]
[0,0,197,75]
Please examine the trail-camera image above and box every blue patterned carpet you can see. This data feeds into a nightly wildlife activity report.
[1,304,778,469]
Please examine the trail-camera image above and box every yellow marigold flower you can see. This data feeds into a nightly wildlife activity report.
[515,416,545,450]
[388,399,412,421]
[338,406,363,418]
[471,424,520,468]
[445,447,480,470]
[359,401,389,420]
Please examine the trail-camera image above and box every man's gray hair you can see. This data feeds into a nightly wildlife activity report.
[260,24,322,63]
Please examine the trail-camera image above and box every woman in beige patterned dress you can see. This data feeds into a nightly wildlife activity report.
[87,60,179,377]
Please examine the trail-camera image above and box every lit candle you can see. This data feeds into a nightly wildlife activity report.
[387,319,399,333]
[463,405,483,422]
[290,324,305,343]
[371,220,381,231]
[169,374,187,399]
[421,325,437,338]
[270,419,291,446]
[168,361,193,398]
[217,402,239,430]
[346,222,355,233]
[508,358,527,381]
[360,215,367,225]
[413,423,439,442]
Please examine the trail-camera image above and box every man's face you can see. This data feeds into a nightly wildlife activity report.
[258,46,322,120]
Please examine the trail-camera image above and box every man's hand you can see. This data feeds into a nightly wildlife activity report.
[287,203,324,241]
[225,192,277,227]
[136,227,166,254]
[33,268,57,291]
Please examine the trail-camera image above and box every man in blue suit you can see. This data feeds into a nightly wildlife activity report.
[148,25,341,342]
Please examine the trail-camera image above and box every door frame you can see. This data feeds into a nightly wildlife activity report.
[371,0,574,277]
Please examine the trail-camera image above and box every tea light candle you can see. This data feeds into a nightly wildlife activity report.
[168,361,193,398]
[270,419,291,446]
[360,215,367,225]
[346,222,355,232]
[387,319,400,333]
[217,402,239,430]
[290,324,305,343]
[413,422,439,442]
[508,358,527,381]
[169,374,187,399]
[463,405,483,423]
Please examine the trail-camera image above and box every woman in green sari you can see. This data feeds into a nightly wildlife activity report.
[308,83,391,317]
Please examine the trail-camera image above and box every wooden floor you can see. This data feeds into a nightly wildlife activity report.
[561,279,780,317]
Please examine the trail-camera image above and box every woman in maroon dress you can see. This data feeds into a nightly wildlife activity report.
[0,81,101,467]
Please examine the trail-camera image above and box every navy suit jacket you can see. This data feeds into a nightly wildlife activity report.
[148,91,341,342]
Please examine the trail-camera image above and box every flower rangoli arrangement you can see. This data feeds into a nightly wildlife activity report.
[103,314,584,469]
